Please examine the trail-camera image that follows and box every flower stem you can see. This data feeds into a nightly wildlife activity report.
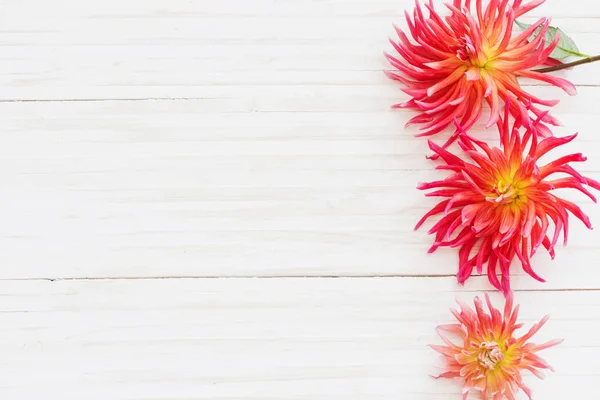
[534,55,600,73]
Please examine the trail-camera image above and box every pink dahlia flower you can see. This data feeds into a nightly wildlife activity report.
[432,293,562,400]
[415,109,600,295]
[385,0,576,149]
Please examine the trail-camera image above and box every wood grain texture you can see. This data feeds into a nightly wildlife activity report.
[0,278,596,400]
[1,1,600,99]
[0,92,599,279]
[1,0,599,398]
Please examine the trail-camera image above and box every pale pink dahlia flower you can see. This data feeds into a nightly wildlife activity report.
[415,109,600,295]
[385,0,576,149]
[432,293,562,400]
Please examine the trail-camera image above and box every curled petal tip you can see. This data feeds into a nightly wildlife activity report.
[565,132,578,141]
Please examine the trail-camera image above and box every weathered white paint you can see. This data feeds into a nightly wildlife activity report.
[0,0,598,399]
[0,278,594,400]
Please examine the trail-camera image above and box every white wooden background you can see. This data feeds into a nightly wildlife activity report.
[1,1,599,398]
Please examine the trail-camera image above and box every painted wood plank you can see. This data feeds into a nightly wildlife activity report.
[2,0,599,20]
[0,277,594,399]
[0,2,599,99]
[1,97,599,280]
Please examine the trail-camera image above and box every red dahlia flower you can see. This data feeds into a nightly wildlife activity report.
[385,0,576,149]
[415,111,600,295]
[432,293,562,400]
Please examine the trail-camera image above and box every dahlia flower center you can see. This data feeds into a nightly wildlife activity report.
[487,177,524,204]
[456,36,491,68]
[477,342,504,370]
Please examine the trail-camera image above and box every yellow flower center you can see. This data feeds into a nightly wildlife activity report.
[487,176,524,205]
[470,50,491,69]
[478,342,504,370]
[456,36,493,69]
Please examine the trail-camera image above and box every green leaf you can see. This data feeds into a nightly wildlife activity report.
[514,20,589,60]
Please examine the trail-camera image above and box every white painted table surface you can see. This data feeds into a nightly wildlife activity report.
[1,1,599,399]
